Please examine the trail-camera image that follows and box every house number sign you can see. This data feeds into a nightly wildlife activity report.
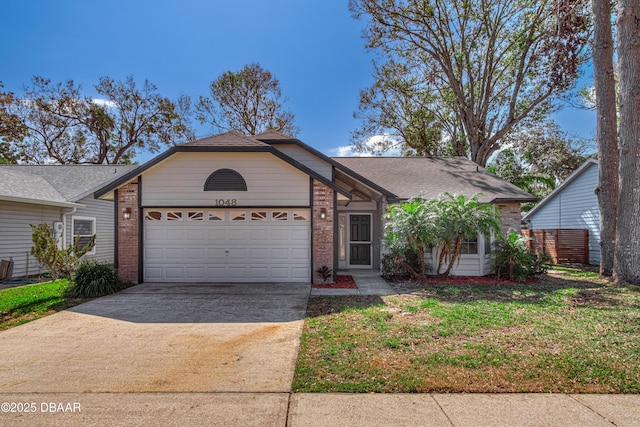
[215,199,237,207]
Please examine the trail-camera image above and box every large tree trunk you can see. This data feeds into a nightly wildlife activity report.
[614,0,640,284]
[591,0,619,277]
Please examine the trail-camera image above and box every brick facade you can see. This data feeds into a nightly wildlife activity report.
[312,180,335,284]
[116,181,139,284]
[497,202,522,234]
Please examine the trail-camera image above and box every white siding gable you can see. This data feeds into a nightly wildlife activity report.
[271,143,333,180]
[141,152,310,207]
[527,163,600,264]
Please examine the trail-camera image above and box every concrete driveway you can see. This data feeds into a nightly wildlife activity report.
[0,282,310,393]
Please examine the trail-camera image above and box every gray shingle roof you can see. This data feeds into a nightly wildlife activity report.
[0,165,137,202]
[333,156,537,203]
[0,168,74,206]
[180,130,269,148]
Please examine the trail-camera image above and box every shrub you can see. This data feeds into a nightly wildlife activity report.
[316,266,333,283]
[66,261,127,298]
[381,247,422,279]
[492,232,552,282]
[30,223,95,279]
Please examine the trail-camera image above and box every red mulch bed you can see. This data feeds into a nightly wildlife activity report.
[311,275,358,289]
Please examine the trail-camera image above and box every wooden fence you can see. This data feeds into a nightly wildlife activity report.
[522,229,589,264]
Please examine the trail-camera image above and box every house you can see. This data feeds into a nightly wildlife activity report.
[523,159,600,264]
[0,165,137,278]
[94,131,535,284]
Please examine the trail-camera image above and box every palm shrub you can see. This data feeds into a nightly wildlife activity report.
[429,193,502,277]
[385,198,438,279]
[492,231,552,281]
[384,193,502,278]
[66,261,127,298]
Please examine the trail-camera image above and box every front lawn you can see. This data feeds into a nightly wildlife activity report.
[293,267,640,393]
[0,280,90,330]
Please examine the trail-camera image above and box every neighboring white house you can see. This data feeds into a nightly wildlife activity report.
[523,159,600,264]
[0,165,136,277]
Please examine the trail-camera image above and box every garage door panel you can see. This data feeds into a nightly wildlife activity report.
[166,248,185,260]
[144,208,310,282]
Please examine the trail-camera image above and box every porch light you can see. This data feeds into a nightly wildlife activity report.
[123,207,132,220]
[320,208,327,220]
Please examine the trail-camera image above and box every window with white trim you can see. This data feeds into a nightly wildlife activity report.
[72,216,96,254]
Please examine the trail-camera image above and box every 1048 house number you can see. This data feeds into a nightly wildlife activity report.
[215,199,237,207]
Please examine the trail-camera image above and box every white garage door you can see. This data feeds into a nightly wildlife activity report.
[143,208,311,282]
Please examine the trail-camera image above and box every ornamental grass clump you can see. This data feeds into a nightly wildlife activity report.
[66,261,127,298]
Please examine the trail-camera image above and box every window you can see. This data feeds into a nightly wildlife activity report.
[187,211,204,221]
[145,211,162,221]
[231,211,246,221]
[72,217,96,254]
[459,238,478,255]
[293,210,309,221]
[251,211,267,221]
[204,169,247,191]
[166,211,183,221]
[272,211,288,221]
[208,210,225,221]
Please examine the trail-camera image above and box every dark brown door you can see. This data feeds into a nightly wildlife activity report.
[349,215,371,266]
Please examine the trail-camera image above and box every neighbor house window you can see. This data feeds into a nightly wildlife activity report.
[72,216,96,254]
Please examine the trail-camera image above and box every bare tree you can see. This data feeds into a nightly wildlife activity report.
[6,76,193,164]
[196,63,299,136]
[350,0,591,166]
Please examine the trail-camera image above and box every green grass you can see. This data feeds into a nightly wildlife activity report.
[294,271,640,393]
[0,280,90,330]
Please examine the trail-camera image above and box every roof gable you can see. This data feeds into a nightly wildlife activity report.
[523,159,598,220]
[180,130,269,148]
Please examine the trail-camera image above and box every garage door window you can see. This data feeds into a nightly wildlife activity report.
[272,211,288,221]
[166,211,183,221]
[187,211,204,221]
[293,210,309,221]
[251,211,267,221]
[208,210,225,221]
[145,211,162,221]
[231,212,246,221]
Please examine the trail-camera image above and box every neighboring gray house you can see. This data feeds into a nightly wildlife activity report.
[0,165,136,278]
[523,159,600,264]
[93,131,536,284]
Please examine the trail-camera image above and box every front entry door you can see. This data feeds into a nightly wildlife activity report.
[349,214,372,266]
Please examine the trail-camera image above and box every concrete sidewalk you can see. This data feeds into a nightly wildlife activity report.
[311,270,397,296]
[1,392,638,426]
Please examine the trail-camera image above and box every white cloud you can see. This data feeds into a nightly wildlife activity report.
[329,134,404,157]
[91,98,117,108]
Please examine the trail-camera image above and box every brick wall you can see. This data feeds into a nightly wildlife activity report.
[496,202,522,234]
[312,180,334,284]
[117,182,139,284]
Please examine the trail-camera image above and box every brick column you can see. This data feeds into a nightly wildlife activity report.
[497,202,522,234]
[117,182,139,284]
[312,180,335,284]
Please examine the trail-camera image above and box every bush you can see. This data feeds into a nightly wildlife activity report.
[492,232,552,282]
[381,247,423,279]
[66,262,127,298]
[30,223,95,279]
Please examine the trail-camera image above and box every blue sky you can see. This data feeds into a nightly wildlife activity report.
[1,0,596,163]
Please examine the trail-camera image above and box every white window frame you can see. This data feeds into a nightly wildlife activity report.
[72,216,96,255]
